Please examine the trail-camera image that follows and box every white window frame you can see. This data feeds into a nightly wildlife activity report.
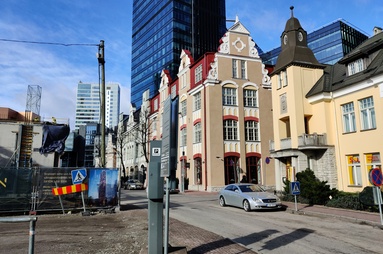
[194,122,201,143]
[232,59,238,78]
[245,121,259,141]
[347,155,362,186]
[365,153,381,176]
[342,102,356,133]
[180,100,187,116]
[194,92,201,111]
[181,127,187,147]
[240,60,246,79]
[223,120,238,140]
[223,87,237,106]
[359,97,376,130]
[195,64,203,83]
[244,89,257,107]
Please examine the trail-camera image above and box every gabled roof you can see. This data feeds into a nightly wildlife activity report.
[307,32,383,97]
[227,16,251,35]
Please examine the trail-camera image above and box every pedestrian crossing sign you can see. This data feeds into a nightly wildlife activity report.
[290,181,300,195]
[72,169,87,184]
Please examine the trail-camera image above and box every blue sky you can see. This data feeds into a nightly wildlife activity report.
[0,0,381,130]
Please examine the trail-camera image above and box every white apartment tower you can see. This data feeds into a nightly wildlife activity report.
[75,81,120,130]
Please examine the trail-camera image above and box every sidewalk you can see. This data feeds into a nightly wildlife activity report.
[282,201,383,227]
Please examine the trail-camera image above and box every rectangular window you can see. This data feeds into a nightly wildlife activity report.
[232,59,238,78]
[154,98,158,111]
[359,97,376,130]
[241,60,246,79]
[194,122,201,143]
[244,89,257,107]
[348,63,356,75]
[347,155,362,186]
[278,73,282,89]
[365,153,381,178]
[181,128,187,147]
[180,100,187,116]
[356,59,364,72]
[245,121,259,141]
[342,102,356,133]
[223,87,237,106]
[223,120,238,140]
[348,59,364,76]
[194,92,201,111]
[284,71,288,87]
[195,65,203,83]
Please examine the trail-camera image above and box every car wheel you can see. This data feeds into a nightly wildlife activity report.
[219,196,226,207]
[243,200,251,212]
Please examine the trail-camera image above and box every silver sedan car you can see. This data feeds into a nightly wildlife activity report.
[218,183,282,212]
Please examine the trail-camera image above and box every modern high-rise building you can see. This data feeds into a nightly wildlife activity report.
[261,19,369,65]
[75,82,120,130]
[130,0,226,108]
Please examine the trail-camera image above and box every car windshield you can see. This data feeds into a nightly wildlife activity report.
[239,184,264,193]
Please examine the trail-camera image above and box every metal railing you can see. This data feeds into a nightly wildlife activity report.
[0,216,38,254]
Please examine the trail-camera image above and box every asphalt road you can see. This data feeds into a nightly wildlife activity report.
[124,190,383,254]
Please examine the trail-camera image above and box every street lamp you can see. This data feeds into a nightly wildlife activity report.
[179,112,185,193]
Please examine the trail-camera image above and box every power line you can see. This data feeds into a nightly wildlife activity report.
[0,38,99,47]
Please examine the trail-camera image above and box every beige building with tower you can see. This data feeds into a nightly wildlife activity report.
[150,17,274,191]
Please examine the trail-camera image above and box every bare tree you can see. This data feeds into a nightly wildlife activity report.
[116,125,128,179]
[116,106,153,184]
[135,107,153,166]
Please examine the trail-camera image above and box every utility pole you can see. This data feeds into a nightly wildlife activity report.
[97,40,106,167]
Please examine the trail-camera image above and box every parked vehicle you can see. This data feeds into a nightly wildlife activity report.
[218,183,282,212]
[125,179,144,190]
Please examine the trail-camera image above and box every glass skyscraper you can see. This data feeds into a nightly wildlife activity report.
[75,82,120,130]
[261,19,369,65]
[131,0,226,108]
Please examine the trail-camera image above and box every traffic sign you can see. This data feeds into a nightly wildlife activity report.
[72,169,87,184]
[369,168,383,187]
[290,181,300,195]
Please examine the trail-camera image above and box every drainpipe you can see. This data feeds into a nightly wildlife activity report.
[203,56,208,191]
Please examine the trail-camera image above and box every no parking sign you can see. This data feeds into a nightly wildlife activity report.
[369,168,383,187]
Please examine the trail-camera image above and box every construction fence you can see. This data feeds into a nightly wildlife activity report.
[0,167,119,214]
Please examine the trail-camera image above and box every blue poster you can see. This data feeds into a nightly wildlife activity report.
[88,168,118,207]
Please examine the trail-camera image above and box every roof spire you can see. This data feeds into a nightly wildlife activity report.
[290,6,294,17]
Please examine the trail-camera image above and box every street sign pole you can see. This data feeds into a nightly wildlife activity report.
[375,186,383,225]
[290,181,300,212]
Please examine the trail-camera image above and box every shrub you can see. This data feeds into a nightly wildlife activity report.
[281,168,338,205]
[326,192,363,210]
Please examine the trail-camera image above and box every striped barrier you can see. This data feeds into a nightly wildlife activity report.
[52,183,88,196]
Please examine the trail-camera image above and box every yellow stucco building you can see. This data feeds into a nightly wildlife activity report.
[270,8,383,192]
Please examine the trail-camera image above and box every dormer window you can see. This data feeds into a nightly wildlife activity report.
[347,59,364,75]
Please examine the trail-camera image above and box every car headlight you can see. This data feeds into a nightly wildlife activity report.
[252,197,263,203]
[276,197,281,202]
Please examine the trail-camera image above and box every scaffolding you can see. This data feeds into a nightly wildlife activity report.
[25,85,42,123]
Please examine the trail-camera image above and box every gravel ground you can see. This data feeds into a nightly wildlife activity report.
[0,208,148,254]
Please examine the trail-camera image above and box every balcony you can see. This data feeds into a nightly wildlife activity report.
[269,133,328,152]
[298,133,327,149]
